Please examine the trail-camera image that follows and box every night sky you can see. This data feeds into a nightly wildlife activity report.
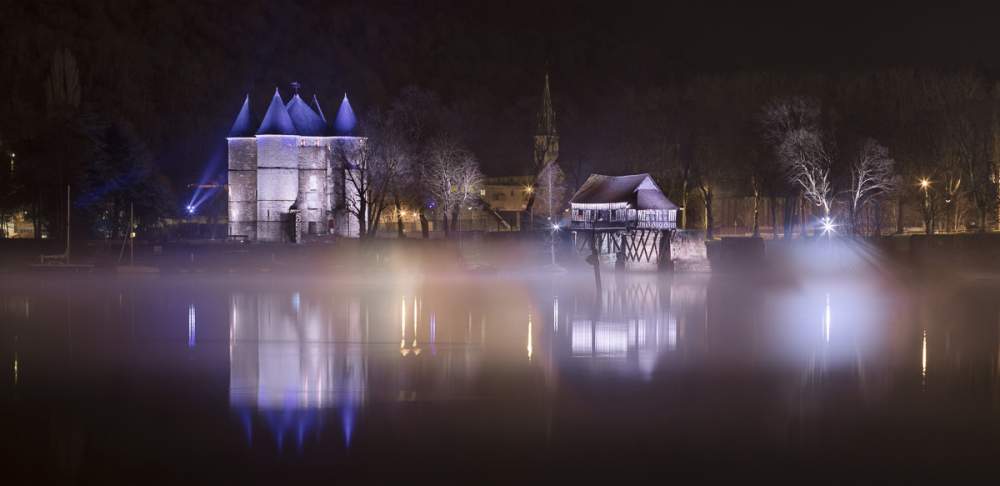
[4,1,1000,184]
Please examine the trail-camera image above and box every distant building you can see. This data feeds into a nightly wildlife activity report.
[479,175,533,230]
[462,74,560,232]
[226,84,364,242]
[428,75,561,234]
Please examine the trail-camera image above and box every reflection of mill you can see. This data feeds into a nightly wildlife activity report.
[561,277,680,377]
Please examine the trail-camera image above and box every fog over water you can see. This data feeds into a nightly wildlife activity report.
[2,256,1000,482]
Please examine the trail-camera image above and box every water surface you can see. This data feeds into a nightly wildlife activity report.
[1,269,998,482]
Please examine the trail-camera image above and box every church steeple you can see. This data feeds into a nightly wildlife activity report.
[533,73,559,170]
[536,73,557,136]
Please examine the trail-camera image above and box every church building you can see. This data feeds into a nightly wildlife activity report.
[227,84,363,242]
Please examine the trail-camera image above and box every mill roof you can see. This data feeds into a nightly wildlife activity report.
[570,173,678,210]
[256,88,297,136]
[227,94,256,137]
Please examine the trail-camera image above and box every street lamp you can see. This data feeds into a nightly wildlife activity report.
[919,177,932,234]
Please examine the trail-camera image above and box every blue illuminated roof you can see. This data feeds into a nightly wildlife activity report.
[256,88,297,135]
[227,95,256,137]
[333,94,357,136]
[286,94,327,136]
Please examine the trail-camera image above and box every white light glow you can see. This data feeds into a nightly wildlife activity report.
[820,217,836,236]
[921,329,927,381]
[823,293,831,343]
[188,304,197,348]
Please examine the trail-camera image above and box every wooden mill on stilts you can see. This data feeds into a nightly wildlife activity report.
[569,174,679,283]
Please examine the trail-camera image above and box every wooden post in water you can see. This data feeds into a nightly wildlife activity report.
[658,229,674,273]
[589,231,602,293]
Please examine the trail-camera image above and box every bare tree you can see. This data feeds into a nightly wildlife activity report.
[341,110,412,238]
[759,96,822,148]
[847,138,895,234]
[422,138,483,237]
[759,96,825,237]
[779,128,834,219]
[45,48,81,118]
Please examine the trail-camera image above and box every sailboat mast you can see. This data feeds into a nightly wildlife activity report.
[66,185,71,261]
[129,201,134,266]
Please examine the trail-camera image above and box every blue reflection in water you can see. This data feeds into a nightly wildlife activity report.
[187,304,196,348]
[229,292,365,452]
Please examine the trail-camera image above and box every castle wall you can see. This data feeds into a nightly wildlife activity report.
[256,135,300,242]
[227,138,257,239]
[227,133,368,242]
[297,138,330,234]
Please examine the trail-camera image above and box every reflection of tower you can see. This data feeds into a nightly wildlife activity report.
[229,291,367,449]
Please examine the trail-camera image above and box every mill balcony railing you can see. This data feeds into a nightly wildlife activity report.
[570,219,676,231]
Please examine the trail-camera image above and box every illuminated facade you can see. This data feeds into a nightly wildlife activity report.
[227,85,364,242]
[569,173,679,269]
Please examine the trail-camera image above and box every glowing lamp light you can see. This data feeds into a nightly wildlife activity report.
[551,223,560,230]
[524,186,534,194]
[820,216,836,235]
[186,205,196,215]
[919,178,930,189]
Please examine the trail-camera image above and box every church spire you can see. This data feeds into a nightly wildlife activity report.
[533,74,559,170]
[536,73,557,136]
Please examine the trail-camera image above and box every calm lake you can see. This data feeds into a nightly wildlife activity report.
[2,267,999,482]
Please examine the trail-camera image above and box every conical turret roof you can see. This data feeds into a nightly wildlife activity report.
[286,93,327,136]
[256,88,297,135]
[333,93,357,136]
[228,94,256,137]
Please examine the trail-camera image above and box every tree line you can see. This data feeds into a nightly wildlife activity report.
[601,70,1000,237]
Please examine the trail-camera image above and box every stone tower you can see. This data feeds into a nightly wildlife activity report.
[225,85,364,242]
[534,73,559,172]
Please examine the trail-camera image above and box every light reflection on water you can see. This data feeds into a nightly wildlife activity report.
[3,270,1000,478]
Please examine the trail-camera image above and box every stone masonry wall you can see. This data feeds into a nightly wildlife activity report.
[256,135,299,242]
[228,138,257,239]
